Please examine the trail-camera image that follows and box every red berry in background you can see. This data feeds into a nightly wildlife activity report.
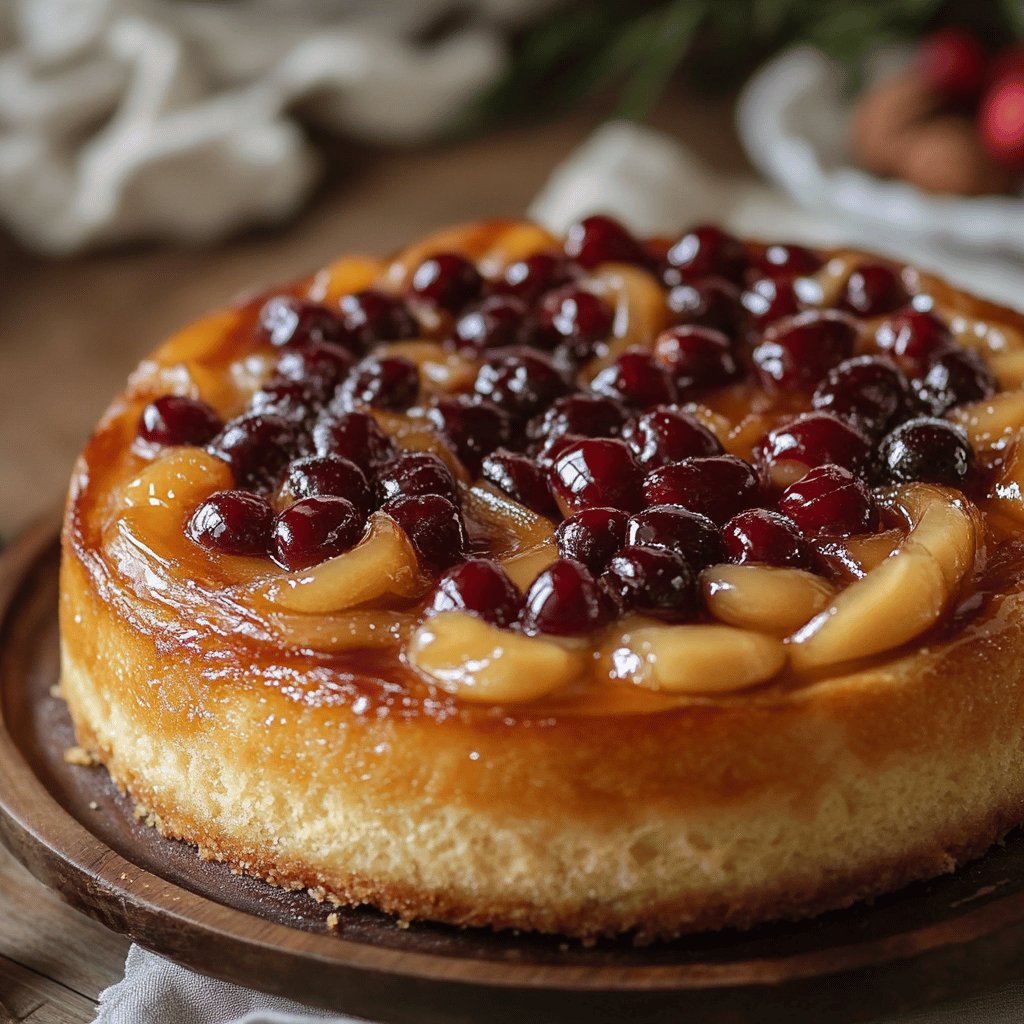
[914,347,996,415]
[666,277,745,337]
[838,263,909,318]
[527,394,625,445]
[979,75,1024,170]
[275,341,355,392]
[497,251,576,304]
[590,350,678,409]
[258,296,354,350]
[627,504,724,569]
[452,295,528,353]
[271,496,364,570]
[652,325,739,390]
[722,508,814,569]
[779,464,878,538]
[520,558,612,635]
[663,224,746,285]
[602,545,700,623]
[555,507,629,574]
[383,493,467,570]
[138,395,222,447]
[474,348,572,420]
[742,277,800,329]
[875,308,956,376]
[249,378,321,423]
[533,285,615,363]
[339,289,418,345]
[917,28,987,103]
[752,310,857,391]
[621,406,723,468]
[409,252,483,312]
[563,214,648,269]
[642,454,761,525]
[428,558,523,628]
[187,490,274,555]
[550,438,644,514]
[338,356,420,411]
[754,243,822,278]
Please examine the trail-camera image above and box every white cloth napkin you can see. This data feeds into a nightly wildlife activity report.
[94,120,1024,1023]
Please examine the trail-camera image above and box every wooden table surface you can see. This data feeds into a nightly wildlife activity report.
[0,96,746,1022]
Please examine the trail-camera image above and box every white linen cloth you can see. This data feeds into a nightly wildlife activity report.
[94,120,1024,1022]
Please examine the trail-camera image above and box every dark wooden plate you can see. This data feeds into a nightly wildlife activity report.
[4,517,1024,1023]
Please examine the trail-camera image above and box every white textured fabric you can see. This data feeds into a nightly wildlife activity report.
[93,121,1024,1023]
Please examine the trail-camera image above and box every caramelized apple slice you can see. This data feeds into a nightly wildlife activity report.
[584,265,670,372]
[382,340,479,394]
[988,431,1024,524]
[949,389,1024,453]
[464,484,555,555]
[818,529,903,581]
[702,564,835,636]
[408,611,582,703]
[990,350,1024,391]
[308,255,385,304]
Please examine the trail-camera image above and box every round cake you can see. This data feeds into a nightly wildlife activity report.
[60,217,1024,942]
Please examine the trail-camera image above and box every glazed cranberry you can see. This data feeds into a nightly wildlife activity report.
[409,252,482,312]
[722,508,814,568]
[452,295,527,353]
[533,285,614,363]
[377,451,459,506]
[666,277,744,337]
[550,438,644,514]
[875,309,954,375]
[339,289,417,344]
[427,396,511,474]
[563,214,648,269]
[878,417,974,486]
[741,277,800,328]
[208,413,300,491]
[839,263,908,317]
[534,433,586,470]
[914,348,996,415]
[779,464,878,538]
[257,296,352,350]
[474,348,572,420]
[497,251,575,304]
[627,505,724,569]
[312,410,396,470]
[138,395,221,447]
[281,454,372,513]
[590,350,677,409]
[602,545,699,622]
[621,407,723,468]
[554,507,629,574]
[652,326,738,391]
[187,490,273,555]
[428,558,522,628]
[338,356,419,411]
[481,449,557,516]
[755,243,821,278]
[812,356,915,438]
[642,455,761,526]
[753,311,857,391]
[758,412,872,478]
[520,559,612,636]
[526,394,625,444]
[663,225,745,285]
[249,379,322,422]
[275,341,355,391]
[383,493,466,569]
[271,496,363,570]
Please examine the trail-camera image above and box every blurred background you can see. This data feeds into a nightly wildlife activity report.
[3,0,1024,540]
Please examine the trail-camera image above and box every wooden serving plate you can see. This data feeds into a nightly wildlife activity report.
[4,517,1024,1023]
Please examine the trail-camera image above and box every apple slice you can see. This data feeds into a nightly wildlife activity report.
[702,564,835,636]
[584,265,671,372]
[949,389,1024,453]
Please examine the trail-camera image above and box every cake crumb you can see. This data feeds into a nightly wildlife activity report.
[326,912,340,931]
[63,745,97,767]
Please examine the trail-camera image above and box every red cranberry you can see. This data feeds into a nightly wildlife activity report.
[481,449,556,516]
[271,496,364,570]
[741,277,800,328]
[452,295,527,353]
[663,225,745,285]
[533,285,614,363]
[208,413,300,491]
[496,251,575,304]
[428,558,523,627]
[187,490,273,555]
[339,289,417,345]
[377,451,459,506]
[627,505,724,569]
[282,454,372,513]
[652,326,739,391]
[753,311,857,391]
[520,559,612,636]
[621,407,723,468]
[874,309,955,375]
[427,396,511,474]
[758,412,872,478]
[666,277,744,337]
[563,214,647,269]
[878,418,974,486]
[138,395,221,447]
[338,356,419,411]
[550,438,644,514]
[257,296,353,350]
[534,433,586,470]
[918,28,987,103]
[779,464,878,538]
[722,508,814,568]
[590,350,677,409]
[249,379,322,423]
[275,341,354,392]
[642,455,761,525]
[554,507,629,574]
[602,545,699,622]
[526,394,625,444]
[812,356,915,438]
[312,410,395,470]
[410,252,482,312]
[839,263,909,317]
[383,493,466,569]
[754,243,821,278]
[474,348,572,420]
[913,347,996,415]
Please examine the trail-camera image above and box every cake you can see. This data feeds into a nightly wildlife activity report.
[59,216,1024,942]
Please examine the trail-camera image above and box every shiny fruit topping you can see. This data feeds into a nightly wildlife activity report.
[839,263,909,317]
[427,396,511,474]
[752,311,857,390]
[338,356,419,411]
[563,214,648,268]
[452,295,527,353]
[602,545,700,622]
[272,496,364,570]
[481,449,557,516]
[520,558,612,635]
[474,348,572,420]
[248,379,321,423]
[878,417,974,485]
[208,413,299,491]
[755,243,821,278]
[626,505,724,569]
[741,277,800,328]
[914,347,996,415]
[138,395,222,447]
[312,410,396,470]
[666,277,744,336]
[554,507,629,574]
[642,454,761,525]
[533,285,614,363]
[382,493,466,569]
[428,558,523,627]
[621,406,723,468]
[812,355,915,437]
[779,464,878,538]
[758,412,872,477]
[652,326,739,390]
[590,350,677,408]
[187,489,273,555]
[339,289,417,344]
[498,251,575,304]
[409,252,483,312]
[722,508,814,569]
[526,393,625,444]
[550,438,644,514]
[275,341,355,391]
[874,309,954,375]
[377,451,459,506]
[258,296,352,349]
[663,224,745,285]
[281,454,372,513]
